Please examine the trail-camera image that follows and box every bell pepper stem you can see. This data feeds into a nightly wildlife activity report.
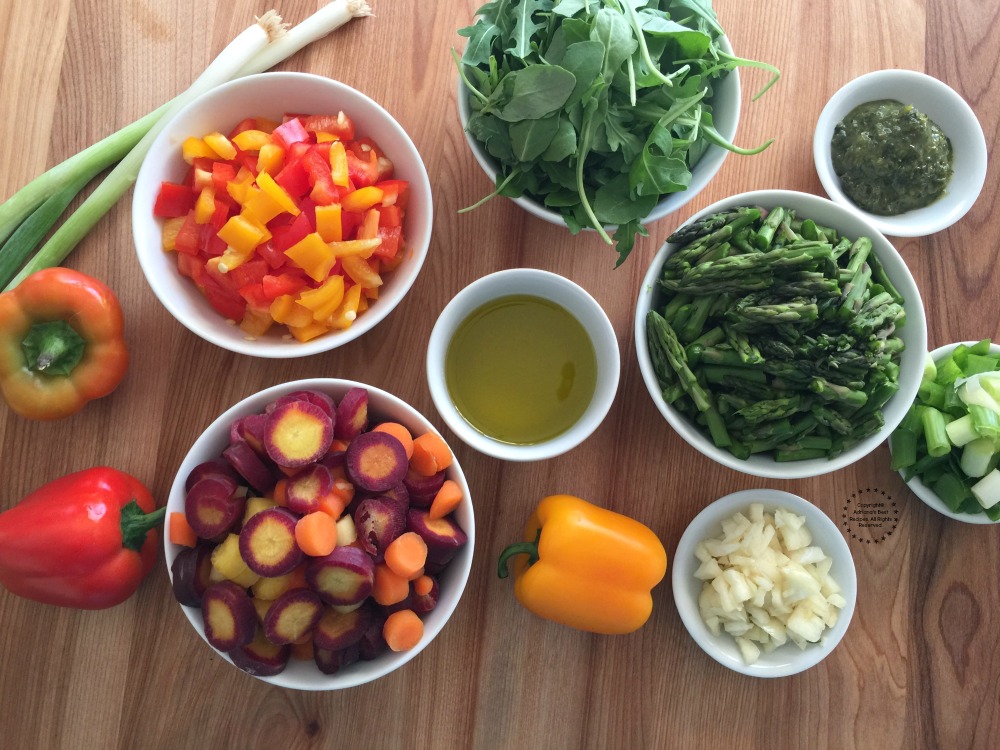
[497,529,542,579]
[119,500,167,552]
[21,320,85,376]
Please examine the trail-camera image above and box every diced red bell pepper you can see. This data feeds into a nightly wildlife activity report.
[271,212,313,253]
[174,211,202,255]
[346,148,380,188]
[378,204,403,229]
[299,112,355,141]
[201,276,247,321]
[211,162,237,195]
[373,225,402,261]
[176,252,202,280]
[262,272,310,300]
[228,117,258,139]
[154,182,196,218]
[274,156,311,200]
[341,210,363,241]
[376,180,410,210]
[272,117,310,150]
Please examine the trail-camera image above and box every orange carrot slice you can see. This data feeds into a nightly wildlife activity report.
[383,531,428,580]
[372,563,410,606]
[373,422,414,459]
[294,512,338,557]
[409,432,452,477]
[428,479,463,520]
[413,575,434,597]
[383,609,424,652]
[169,512,199,548]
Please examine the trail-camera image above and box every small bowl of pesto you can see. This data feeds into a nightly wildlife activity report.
[813,69,987,237]
[426,268,620,462]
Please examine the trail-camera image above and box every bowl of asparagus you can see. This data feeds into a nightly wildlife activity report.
[634,189,927,479]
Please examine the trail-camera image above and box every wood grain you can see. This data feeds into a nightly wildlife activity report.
[1,1,998,748]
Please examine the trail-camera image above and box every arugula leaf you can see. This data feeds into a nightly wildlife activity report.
[456,0,778,265]
[508,0,554,58]
[496,66,577,122]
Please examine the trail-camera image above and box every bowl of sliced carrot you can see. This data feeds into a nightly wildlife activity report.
[132,72,432,358]
[164,378,474,690]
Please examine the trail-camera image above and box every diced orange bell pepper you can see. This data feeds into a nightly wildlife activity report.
[329,141,349,188]
[341,256,383,289]
[327,284,363,330]
[315,204,343,243]
[161,216,185,251]
[284,233,336,282]
[257,172,300,216]
[297,275,346,321]
[194,186,217,224]
[256,143,285,175]
[232,129,272,151]
[182,137,217,164]
[217,215,266,256]
[269,294,315,327]
[242,187,285,226]
[288,320,331,342]
[227,167,256,204]
[204,132,237,160]
[357,208,381,240]
[341,186,385,213]
[330,238,382,259]
[240,308,274,337]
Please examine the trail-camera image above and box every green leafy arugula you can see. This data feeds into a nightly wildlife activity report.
[457,0,780,266]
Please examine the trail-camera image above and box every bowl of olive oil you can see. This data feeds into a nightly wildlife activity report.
[427,269,620,462]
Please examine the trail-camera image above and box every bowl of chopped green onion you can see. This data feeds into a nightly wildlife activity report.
[634,189,927,479]
[890,340,1000,524]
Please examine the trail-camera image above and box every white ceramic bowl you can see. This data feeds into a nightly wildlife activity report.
[427,268,620,461]
[165,379,475,690]
[672,488,857,678]
[133,73,433,358]
[456,38,741,230]
[635,189,927,479]
[896,341,1000,525]
[813,69,987,237]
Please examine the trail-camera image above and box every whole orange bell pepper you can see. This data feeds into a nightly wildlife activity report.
[498,495,668,635]
[0,267,128,420]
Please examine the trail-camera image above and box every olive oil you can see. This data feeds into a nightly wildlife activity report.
[445,295,598,445]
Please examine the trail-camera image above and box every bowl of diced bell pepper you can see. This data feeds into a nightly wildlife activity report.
[132,72,432,357]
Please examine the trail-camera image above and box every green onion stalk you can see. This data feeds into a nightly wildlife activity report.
[0,0,372,291]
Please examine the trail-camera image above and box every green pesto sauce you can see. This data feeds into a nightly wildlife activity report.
[445,295,597,445]
[831,99,953,215]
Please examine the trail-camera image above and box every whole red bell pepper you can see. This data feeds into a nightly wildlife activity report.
[0,467,164,609]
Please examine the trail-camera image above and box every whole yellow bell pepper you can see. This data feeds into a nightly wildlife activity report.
[498,495,668,635]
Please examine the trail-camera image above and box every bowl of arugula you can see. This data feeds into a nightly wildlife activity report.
[455,0,779,266]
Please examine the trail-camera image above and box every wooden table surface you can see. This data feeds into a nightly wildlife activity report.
[1,1,998,748]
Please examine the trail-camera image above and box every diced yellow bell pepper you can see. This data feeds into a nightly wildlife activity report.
[193,167,213,191]
[227,167,256,204]
[217,215,266,256]
[315,204,343,243]
[341,186,385,213]
[327,284,363,330]
[356,295,369,314]
[257,172,300,216]
[240,187,284,225]
[363,284,379,301]
[330,238,382,259]
[194,186,216,224]
[315,132,340,143]
[208,249,252,275]
[240,308,274,338]
[182,137,217,164]
[297,275,346,321]
[256,143,285,175]
[285,233,336,283]
[204,131,237,160]
[269,295,316,328]
[161,216,185,252]
[356,208,381,240]
[341,256,383,289]
[232,129,272,151]
[330,141,349,188]
[288,320,331,343]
